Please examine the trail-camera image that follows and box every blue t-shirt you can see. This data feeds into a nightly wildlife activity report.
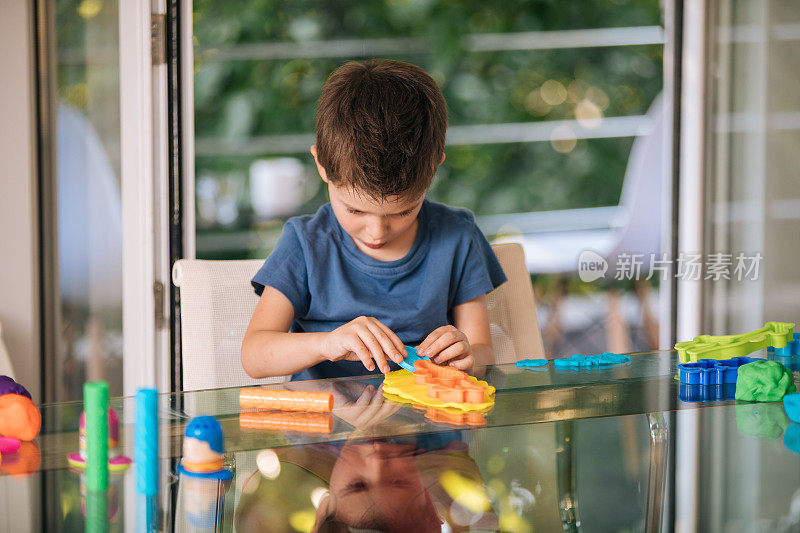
[251,199,507,380]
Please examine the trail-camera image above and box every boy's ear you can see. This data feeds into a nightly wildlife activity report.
[310,145,329,183]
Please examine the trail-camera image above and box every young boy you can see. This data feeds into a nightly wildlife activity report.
[242,59,507,381]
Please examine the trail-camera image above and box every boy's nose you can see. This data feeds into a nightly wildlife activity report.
[367,221,390,240]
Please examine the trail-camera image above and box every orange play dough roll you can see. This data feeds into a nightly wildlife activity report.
[0,394,41,441]
[239,411,333,433]
[239,388,334,413]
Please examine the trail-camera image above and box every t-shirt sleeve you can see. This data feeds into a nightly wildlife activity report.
[451,216,508,307]
[251,223,310,317]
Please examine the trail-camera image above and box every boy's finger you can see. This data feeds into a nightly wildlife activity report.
[369,323,404,364]
[418,326,453,355]
[347,338,375,372]
[432,342,466,364]
[372,320,406,360]
[449,356,474,371]
[358,328,391,373]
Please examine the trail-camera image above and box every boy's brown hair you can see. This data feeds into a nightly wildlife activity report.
[315,59,448,201]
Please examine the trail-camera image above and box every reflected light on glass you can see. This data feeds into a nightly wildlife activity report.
[77,0,103,19]
[540,80,567,106]
[310,487,329,509]
[549,125,577,153]
[256,449,281,479]
[575,99,603,129]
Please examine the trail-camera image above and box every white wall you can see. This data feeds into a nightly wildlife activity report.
[0,0,41,401]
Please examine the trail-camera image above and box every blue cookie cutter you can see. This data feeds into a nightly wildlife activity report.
[679,383,737,402]
[677,356,762,385]
[768,332,800,356]
[398,346,430,372]
[768,333,800,372]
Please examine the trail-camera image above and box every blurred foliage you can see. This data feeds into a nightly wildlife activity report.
[189,0,664,258]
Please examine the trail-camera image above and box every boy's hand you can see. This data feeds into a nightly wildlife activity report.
[321,316,406,373]
[417,325,474,371]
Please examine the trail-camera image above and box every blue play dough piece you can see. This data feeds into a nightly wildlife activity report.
[516,359,549,368]
[784,424,800,456]
[554,352,632,368]
[678,356,763,386]
[177,464,233,481]
[784,392,800,424]
[399,345,430,372]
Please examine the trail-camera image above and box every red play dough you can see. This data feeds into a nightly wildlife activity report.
[0,436,21,454]
[0,393,41,441]
[0,441,41,477]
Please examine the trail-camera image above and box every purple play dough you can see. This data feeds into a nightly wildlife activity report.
[0,375,32,399]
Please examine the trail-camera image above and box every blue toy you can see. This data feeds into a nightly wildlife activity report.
[677,357,763,386]
[768,333,800,372]
[769,333,800,356]
[177,416,233,481]
[679,383,736,402]
[553,353,632,368]
[784,424,800,456]
[516,359,549,368]
[784,392,800,424]
[399,346,430,372]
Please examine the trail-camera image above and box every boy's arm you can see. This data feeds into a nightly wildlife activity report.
[452,294,495,367]
[241,286,407,379]
[241,286,328,378]
[417,294,495,370]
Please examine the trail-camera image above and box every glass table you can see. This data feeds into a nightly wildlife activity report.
[2,350,799,532]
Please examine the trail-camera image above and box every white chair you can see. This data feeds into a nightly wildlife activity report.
[172,243,544,390]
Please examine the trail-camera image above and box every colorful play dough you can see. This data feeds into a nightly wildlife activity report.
[382,368,494,412]
[0,375,32,399]
[0,436,21,455]
[783,392,800,424]
[554,352,632,368]
[0,393,41,441]
[516,359,549,368]
[734,360,797,402]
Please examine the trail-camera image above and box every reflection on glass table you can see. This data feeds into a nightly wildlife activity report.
[4,350,800,532]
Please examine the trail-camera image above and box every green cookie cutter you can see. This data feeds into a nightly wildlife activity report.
[674,321,795,363]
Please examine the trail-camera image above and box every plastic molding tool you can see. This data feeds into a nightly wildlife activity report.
[769,333,800,356]
[677,357,763,385]
[399,345,430,372]
[674,321,795,363]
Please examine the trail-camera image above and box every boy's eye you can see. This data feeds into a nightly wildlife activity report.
[396,210,414,217]
[347,209,362,215]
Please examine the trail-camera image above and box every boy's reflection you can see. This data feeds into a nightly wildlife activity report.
[317,439,439,532]
[235,381,498,532]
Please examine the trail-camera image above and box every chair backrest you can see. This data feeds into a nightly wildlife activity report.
[487,243,546,364]
[172,259,285,391]
[172,242,543,390]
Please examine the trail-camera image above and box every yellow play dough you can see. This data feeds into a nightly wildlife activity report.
[382,370,495,412]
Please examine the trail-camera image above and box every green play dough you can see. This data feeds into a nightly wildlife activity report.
[735,361,797,402]
[735,403,789,439]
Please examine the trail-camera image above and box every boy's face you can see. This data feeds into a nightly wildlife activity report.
[312,145,424,260]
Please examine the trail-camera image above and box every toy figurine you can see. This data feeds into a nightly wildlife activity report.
[177,416,233,480]
[67,407,132,472]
